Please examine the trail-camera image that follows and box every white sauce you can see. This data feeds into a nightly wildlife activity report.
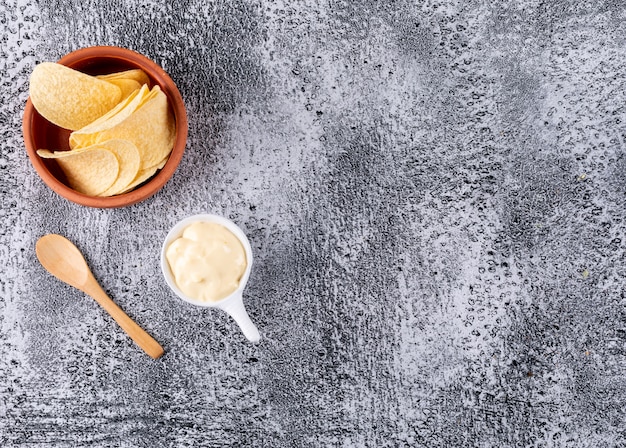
[166,222,247,302]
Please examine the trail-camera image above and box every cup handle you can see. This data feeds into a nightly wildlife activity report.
[219,293,261,343]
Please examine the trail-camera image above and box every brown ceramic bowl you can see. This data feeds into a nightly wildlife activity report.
[23,46,188,208]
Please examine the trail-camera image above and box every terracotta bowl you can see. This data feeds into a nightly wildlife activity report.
[22,46,188,208]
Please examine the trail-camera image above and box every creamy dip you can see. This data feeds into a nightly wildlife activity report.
[166,222,247,302]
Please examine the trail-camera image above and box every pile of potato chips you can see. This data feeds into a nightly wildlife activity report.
[29,62,176,196]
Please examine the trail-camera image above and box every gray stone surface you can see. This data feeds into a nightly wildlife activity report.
[2,0,626,446]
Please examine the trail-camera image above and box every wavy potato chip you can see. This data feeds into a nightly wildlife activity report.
[104,78,142,100]
[31,63,176,197]
[117,153,169,195]
[69,84,151,149]
[29,62,122,130]
[155,154,169,170]
[92,85,175,170]
[117,166,159,194]
[99,140,141,197]
[37,146,119,196]
[97,69,150,86]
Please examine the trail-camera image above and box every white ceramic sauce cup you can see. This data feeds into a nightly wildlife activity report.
[161,214,260,343]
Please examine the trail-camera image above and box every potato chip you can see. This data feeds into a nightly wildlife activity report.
[118,166,159,194]
[99,140,141,197]
[117,152,169,194]
[31,62,177,197]
[69,84,151,149]
[92,85,175,170]
[29,62,122,130]
[155,154,169,169]
[104,78,142,100]
[37,145,119,195]
[97,69,150,87]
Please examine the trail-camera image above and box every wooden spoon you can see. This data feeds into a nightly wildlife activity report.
[35,234,164,359]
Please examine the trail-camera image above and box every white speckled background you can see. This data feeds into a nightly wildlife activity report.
[2,0,626,446]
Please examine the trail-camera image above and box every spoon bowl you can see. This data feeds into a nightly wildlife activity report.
[36,234,90,288]
[161,214,260,343]
[36,234,164,359]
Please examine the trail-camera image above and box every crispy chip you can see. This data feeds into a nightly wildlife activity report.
[99,140,141,197]
[37,146,119,195]
[97,69,150,86]
[92,85,175,170]
[32,63,177,197]
[69,84,151,149]
[117,166,159,194]
[104,78,142,100]
[29,62,122,130]
[155,154,169,169]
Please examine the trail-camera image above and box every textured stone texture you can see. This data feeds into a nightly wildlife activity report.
[2,0,626,446]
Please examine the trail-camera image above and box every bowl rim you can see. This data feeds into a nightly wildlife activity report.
[160,214,254,308]
[22,45,188,208]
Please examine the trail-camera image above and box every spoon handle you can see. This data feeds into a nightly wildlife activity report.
[84,276,164,359]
